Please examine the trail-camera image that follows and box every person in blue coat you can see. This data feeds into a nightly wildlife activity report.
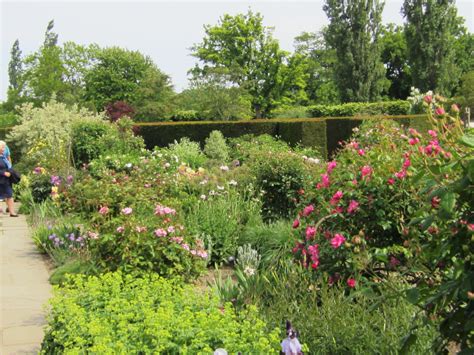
[0,140,18,217]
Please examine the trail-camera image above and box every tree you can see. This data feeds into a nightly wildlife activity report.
[43,20,58,48]
[83,47,174,119]
[379,24,411,99]
[191,10,288,118]
[8,40,22,91]
[402,0,461,95]
[294,31,339,104]
[5,40,25,112]
[178,69,252,120]
[21,45,66,105]
[323,0,387,102]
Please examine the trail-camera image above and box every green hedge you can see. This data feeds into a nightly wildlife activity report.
[136,115,429,159]
[308,100,411,118]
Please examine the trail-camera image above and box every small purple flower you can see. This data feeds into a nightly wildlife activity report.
[66,175,73,185]
[50,175,62,186]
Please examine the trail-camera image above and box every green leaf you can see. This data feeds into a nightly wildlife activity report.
[440,192,456,214]
[459,134,474,147]
[406,288,420,304]
[467,159,474,183]
[400,333,418,355]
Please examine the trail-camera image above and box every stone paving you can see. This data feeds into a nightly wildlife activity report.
[1,206,51,354]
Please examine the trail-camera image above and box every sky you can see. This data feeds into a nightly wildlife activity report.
[1,0,473,101]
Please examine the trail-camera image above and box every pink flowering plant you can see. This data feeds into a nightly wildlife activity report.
[291,119,438,285]
[88,202,207,279]
[399,104,473,351]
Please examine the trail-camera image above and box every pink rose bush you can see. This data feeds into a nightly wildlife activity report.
[290,118,457,287]
[89,201,207,279]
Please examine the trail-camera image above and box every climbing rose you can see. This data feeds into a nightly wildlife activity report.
[361,165,372,178]
[428,130,437,138]
[302,204,315,216]
[306,226,316,240]
[330,191,343,205]
[347,200,359,214]
[330,233,345,249]
[327,161,337,174]
[347,278,356,288]
[292,219,300,228]
[387,178,395,185]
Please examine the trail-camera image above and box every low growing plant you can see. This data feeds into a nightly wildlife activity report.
[41,272,281,353]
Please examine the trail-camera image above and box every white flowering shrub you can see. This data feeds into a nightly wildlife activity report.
[9,100,106,171]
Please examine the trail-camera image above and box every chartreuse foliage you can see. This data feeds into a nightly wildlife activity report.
[41,272,280,353]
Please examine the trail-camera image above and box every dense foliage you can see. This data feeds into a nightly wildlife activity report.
[41,272,280,353]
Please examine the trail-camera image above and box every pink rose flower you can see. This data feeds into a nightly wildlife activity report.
[99,206,109,215]
[116,226,125,233]
[387,178,395,185]
[330,233,345,249]
[428,130,437,138]
[357,149,365,156]
[302,204,315,217]
[330,190,343,205]
[347,278,356,288]
[361,165,372,178]
[121,207,133,215]
[327,161,337,174]
[347,200,359,214]
[292,219,300,228]
[154,228,167,237]
[435,107,445,116]
[305,226,316,240]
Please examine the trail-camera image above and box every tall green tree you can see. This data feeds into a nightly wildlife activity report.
[5,39,25,111]
[402,0,461,95]
[191,10,289,118]
[8,40,22,91]
[294,30,339,104]
[177,69,252,121]
[323,0,387,102]
[43,20,58,48]
[380,24,411,99]
[84,47,174,119]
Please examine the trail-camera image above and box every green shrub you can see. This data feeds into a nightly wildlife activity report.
[184,189,262,264]
[30,173,52,204]
[41,272,280,353]
[71,119,114,166]
[204,130,230,163]
[170,109,200,121]
[167,137,207,169]
[270,106,311,119]
[0,112,19,127]
[255,265,437,354]
[252,151,308,221]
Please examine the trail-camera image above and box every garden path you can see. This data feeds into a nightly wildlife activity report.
[0,205,51,354]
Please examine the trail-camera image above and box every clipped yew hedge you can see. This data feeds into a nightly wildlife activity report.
[136,115,429,158]
[137,118,328,158]
[307,100,411,118]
